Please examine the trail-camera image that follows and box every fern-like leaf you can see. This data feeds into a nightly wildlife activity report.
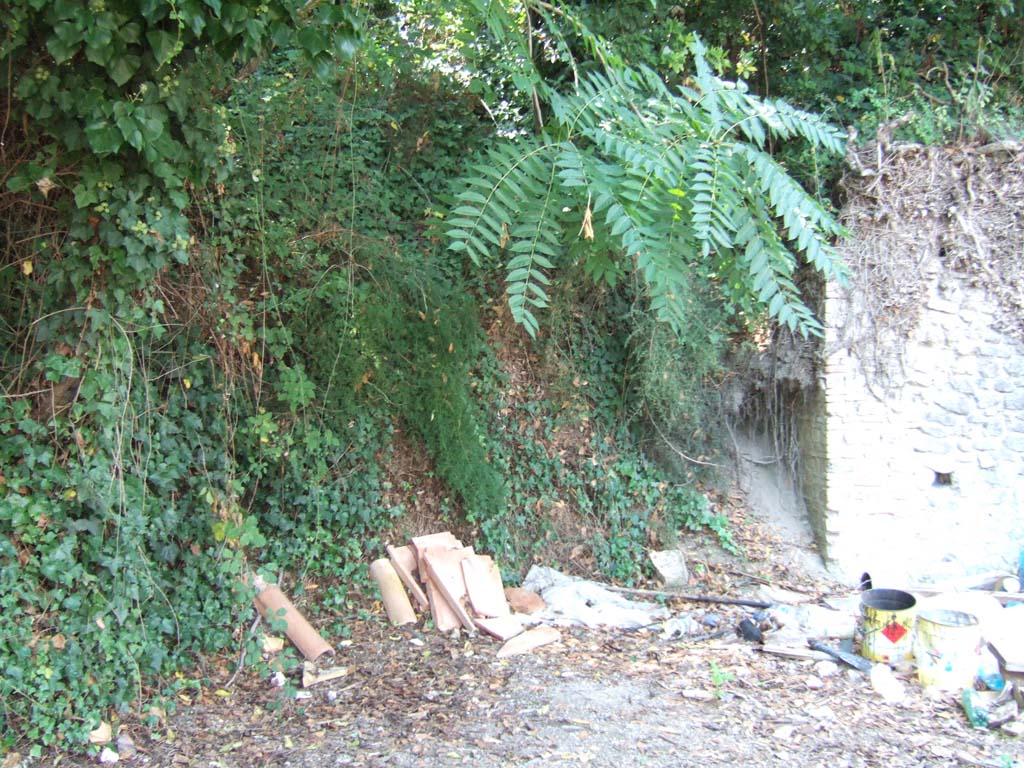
[447,31,847,338]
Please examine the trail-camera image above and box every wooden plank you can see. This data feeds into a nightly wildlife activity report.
[911,588,1024,606]
[387,544,429,610]
[461,554,510,618]
[988,639,1024,675]
[423,546,477,631]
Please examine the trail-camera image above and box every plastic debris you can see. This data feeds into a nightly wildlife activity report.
[961,689,1020,729]
[869,664,907,704]
[660,615,701,639]
[737,617,763,643]
[521,566,670,629]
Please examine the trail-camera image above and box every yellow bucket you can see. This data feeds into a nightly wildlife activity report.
[914,609,981,691]
[860,588,917,663]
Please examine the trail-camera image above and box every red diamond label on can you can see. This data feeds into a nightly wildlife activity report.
[881,620,907,644]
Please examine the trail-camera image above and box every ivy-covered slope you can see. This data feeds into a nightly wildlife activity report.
[0,38,725,756]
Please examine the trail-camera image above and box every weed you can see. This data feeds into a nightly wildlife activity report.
[709,660,736,699]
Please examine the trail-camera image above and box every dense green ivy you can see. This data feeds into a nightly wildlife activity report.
[3,0,361,314]
[1,0,362,754]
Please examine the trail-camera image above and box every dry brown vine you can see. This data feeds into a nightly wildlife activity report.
[832,130,1024,389]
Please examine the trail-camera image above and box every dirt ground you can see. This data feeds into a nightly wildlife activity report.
[45,471,1023,768]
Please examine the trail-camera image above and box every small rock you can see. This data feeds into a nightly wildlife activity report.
[294,690,312,700]
[98,747,119,765]
[115,733,135,759]
[648,550,689,588]
[771,724,796,740]
[504,587,546,615]
[327,690,338,703]
[272,671,287,688]
[1001,719,1024,737]
[806,704,836,721]
[702,613,721,628]
[814,660,840,678]
[805,675,825,690]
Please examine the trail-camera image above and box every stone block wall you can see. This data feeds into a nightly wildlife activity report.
[804,251,1024,584]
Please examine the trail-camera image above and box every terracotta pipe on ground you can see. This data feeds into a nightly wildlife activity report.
[251,575,334,662]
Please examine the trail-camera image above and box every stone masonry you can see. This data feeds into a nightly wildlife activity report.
[801,250,1024,585]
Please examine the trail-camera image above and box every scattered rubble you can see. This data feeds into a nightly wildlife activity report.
[54,531,1024,768]
[374,532,529,639]
[362,531,1024,739]
[521,566,671,629]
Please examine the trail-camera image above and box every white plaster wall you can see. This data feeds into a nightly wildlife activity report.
[819,252,1024,585]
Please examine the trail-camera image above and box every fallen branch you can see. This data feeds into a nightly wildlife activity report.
[603,584,771,609]
[684,627,733,643]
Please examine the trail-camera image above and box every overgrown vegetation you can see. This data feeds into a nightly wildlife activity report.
[2,0,1021,756]
[577,0,1024,145]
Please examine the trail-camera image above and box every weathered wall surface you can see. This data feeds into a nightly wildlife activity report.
[806,250,1024,584]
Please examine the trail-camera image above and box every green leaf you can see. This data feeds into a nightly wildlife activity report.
[146,29,179,67]
[47,22,83,63]
[297,25,327,55]
[445,34,845,339]
[108,54,141,86]
[84,120,123,155]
